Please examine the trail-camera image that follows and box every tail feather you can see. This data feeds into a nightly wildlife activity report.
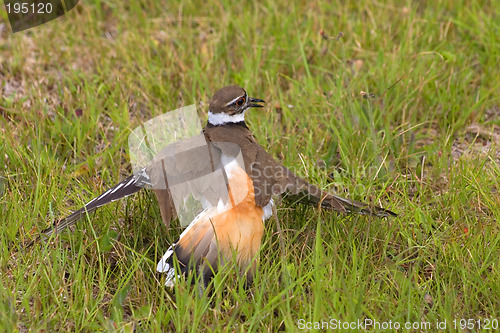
[156,161,265,287]
[157,246,179,287]
[157,207,218,287]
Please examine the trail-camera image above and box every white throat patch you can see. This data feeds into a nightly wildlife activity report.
[208,111,246,125]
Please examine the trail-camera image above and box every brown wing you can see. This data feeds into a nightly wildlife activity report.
[252,145,396,217]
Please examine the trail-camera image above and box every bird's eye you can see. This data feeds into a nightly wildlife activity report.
[236,97,246,106]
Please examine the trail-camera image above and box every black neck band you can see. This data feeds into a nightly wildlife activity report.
[206,121,248,129]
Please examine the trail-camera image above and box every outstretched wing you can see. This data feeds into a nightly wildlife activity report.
[250,145,396,217]
[39,169,151,240]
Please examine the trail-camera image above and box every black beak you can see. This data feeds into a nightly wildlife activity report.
[249,97,265,108]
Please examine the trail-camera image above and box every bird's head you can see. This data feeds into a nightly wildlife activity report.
[208,86,265,125]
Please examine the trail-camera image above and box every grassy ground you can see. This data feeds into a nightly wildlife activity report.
[1,0,499,331]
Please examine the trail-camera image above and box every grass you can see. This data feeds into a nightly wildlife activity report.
[1,0,499,331]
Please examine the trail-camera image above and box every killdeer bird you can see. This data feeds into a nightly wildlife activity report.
[39,86,396,287]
